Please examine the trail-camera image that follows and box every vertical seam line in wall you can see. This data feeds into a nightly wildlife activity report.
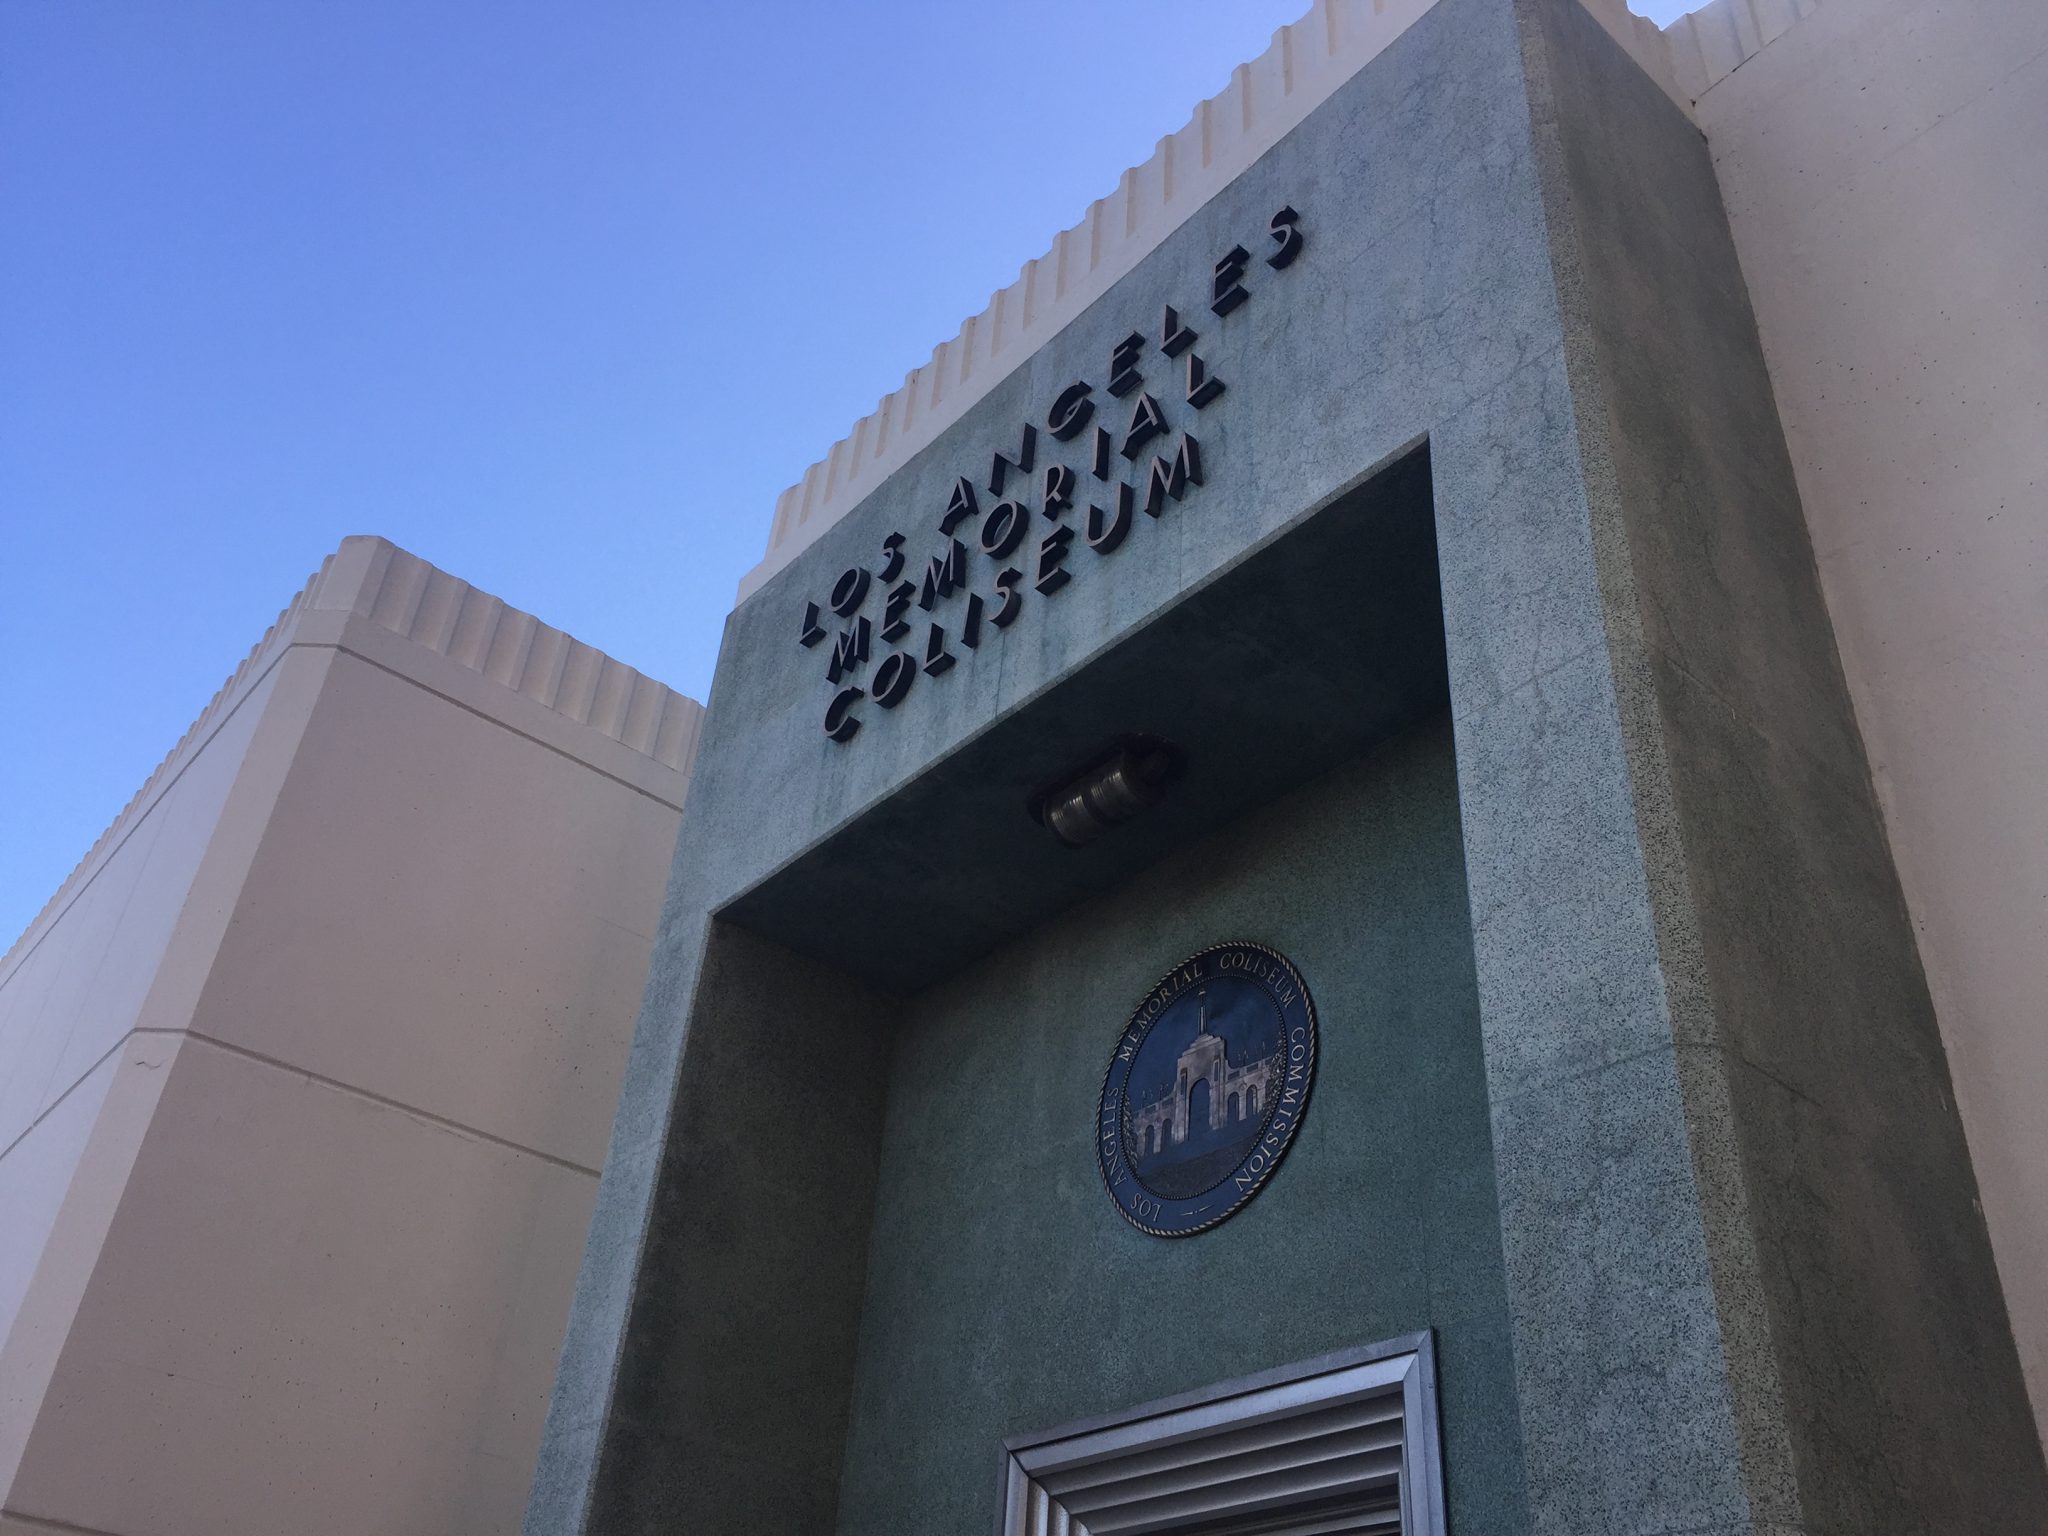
[320,641,690,815]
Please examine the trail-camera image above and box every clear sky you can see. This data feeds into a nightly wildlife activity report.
[0,0,1697,945]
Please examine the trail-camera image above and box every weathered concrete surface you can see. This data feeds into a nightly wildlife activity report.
[1519,0,2048,1526]
[545,923,896,1533]
[529,0,2043,1530]
[832,718,1527,1535]
[1696,0,2048,1449]
[1,538,697,1536]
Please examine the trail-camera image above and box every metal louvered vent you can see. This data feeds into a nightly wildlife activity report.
[998,1334,1443,1536]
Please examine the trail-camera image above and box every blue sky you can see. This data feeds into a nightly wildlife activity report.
[0,0,1696,944]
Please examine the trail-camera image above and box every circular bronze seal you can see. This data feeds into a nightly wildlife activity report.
[1096,941,1317,1237]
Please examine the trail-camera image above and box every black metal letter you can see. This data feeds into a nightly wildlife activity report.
[922,622,955,676]
[827,617,872,682]
[1035,525,1075,595]
[940,476,980,536]
[1108,332,1145,397]
[1160,304,1197,357]
[1091,426,1113,481]
[829,565,870,616]
[1266,206,1304,269]
[1047,381,1096,441]
[1086,483,1133,553]
[990,568,1023,628]
[989,423,1037,495]
[824,687,863,743]
[871,651,916,709]
[961,592,985,648]
[1042,464,1075,519]
[919,538,967,609]
[877,531,907,583]
[798,600,826,648]
[1143,435,1204,516]
[881,580,916,642]
[1185,352,1224,409]
[1212,245,1251,315]
[1120,392,1169,460]
[979,500,1028,559]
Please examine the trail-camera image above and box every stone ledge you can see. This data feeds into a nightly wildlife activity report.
[4,536,701,973]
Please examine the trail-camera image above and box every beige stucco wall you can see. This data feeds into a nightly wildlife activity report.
[0,538,700,1535]
[1696,0,2048,1437]
[0,663,279,1356]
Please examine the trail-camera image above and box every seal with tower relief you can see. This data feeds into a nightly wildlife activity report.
[1096,941,1317,1237]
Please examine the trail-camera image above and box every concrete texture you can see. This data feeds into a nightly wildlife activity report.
[836,719,1525,1536]
[533,6,1569,1520]
[0,661,280,1356]
[539,924,897,1533]
[533,0,2042,1529]
[1520,0,2047,1524]
[1,538,698,1536]
[196,646,676,1170]
[7,1033,600,1536]
[1694,0,2048,1447]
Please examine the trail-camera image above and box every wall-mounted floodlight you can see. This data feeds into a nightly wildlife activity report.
[1034,739,1182,848]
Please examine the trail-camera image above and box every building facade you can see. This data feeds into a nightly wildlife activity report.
[528,0,2048,1533]
[0,539,699,1535]
[5,0,2039,1531]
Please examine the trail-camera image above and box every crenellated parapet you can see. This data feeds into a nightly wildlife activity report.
[740,0,1823,604]
[4,537,701,973]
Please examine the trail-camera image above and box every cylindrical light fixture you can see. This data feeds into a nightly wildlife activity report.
[1037,740,1179,848]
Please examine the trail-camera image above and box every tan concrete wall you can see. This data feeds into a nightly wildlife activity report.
[1696,0,2048,1439]
[0,662,278,1354]
[4,1032,600,1536]
[0,538,700,1535]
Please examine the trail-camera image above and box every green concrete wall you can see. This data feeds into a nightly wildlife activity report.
[534,0,2043,1525]
[835,715,1528,1534]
